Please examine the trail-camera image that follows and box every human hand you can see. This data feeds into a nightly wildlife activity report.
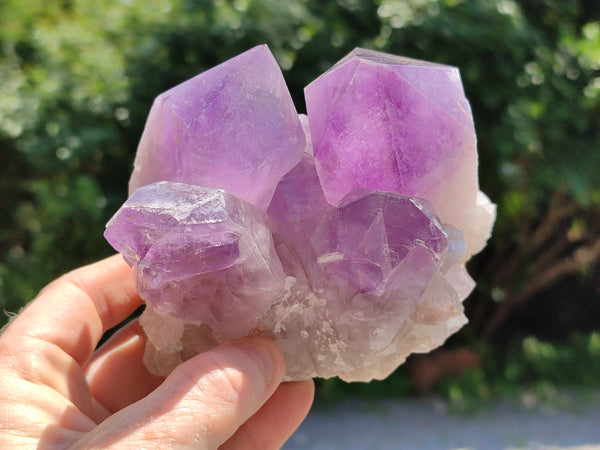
[0,255,314,448]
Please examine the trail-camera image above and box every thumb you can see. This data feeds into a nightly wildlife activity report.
[74,336,286,448]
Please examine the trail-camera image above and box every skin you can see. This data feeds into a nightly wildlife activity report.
[0,254,314,448]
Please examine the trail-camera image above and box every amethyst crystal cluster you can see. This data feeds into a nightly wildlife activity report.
[105,45,495,381]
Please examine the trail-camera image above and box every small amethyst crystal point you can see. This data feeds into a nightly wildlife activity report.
[105,181,286,339]
[105,46,496,382]
[307,190,448,298]
[305,48,494,257]
[267,156,330,267]
[129,45,305,211]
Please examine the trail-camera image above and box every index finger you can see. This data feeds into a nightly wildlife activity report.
[0,254,142,367]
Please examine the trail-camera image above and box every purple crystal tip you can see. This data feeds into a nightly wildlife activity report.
[105,46,496,382]
[129,45,306,211]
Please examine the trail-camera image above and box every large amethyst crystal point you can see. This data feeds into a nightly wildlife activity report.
[305,48,495,257]
[128,45,305,211]
[105,46,496,382]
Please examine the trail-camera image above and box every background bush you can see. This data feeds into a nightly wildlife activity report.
[1,0,599,393]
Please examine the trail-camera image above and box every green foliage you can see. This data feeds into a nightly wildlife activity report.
[438,332,600,412]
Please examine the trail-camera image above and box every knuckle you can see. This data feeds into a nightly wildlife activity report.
[185,355,250,408]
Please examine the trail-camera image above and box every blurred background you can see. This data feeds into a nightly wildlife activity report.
[1,0,599,405]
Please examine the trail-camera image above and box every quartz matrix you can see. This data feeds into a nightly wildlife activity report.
[105,45,496,381]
